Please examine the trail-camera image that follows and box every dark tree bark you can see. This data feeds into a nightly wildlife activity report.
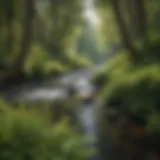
[126,0,147,39]
[109,0,138,59]
[126,0,137,37]
[12,0,35,75]
[135,0,147,38]
[6,0,14,54]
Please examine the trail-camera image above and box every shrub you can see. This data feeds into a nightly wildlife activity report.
[92,53,133,92]
[0,101,93,160]
[97,53,160,134]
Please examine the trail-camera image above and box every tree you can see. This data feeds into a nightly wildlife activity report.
[6,0,14,55]
[97,0,148,59]
[11,0,35,75]
[109,0,138,59]
[0,0,90,82]
[94,1,160,159]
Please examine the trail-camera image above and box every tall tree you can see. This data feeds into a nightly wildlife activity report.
[12,0,35,75]
[134,0,147,38]
[109,0,138,58]
[126,0,147,39]
[6,0,14,55]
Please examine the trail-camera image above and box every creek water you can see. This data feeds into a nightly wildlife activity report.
[1,65,103,160]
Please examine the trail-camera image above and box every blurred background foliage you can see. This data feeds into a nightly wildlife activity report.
[0,0,101,81]
[93,0,160,135]
[0,0,160,159]
[0,0,100,159]
[0,100,94,160]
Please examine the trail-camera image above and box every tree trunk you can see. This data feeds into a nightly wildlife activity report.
[11,0,35,75]
[109,0,138,59]
[126,0,147,39]
[135,0,147,38]
[6,0,14,55]
[126,0,137,37]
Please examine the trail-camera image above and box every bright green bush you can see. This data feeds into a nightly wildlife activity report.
[92,53,133,92]
[24,45,69,77]
[0,101,93,160]
[67,54,93,70]
[24,44,49,77]
[96,52,160,134]
[44,60,69,75]
[24,44,92,77]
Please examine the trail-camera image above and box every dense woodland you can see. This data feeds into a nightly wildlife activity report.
[95,0,160,133]
[94,0,160,159]
[0,0,160,160]
[0,0,101,85]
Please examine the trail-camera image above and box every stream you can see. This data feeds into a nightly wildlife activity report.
[1,65,103,160]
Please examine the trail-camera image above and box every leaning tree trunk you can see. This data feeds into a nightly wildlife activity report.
[12,0,35,75]
[109,0,138,59]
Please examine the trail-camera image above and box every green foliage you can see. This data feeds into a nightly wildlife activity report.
[0,0,91,79]
[95,51,160,134]
[68,54,93,70]
[96,1,121,48]
[92,52,133,91]
[146,0,160,39]
[0,100,93,160]
[147,113,160,133]
[24,44,69,77]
